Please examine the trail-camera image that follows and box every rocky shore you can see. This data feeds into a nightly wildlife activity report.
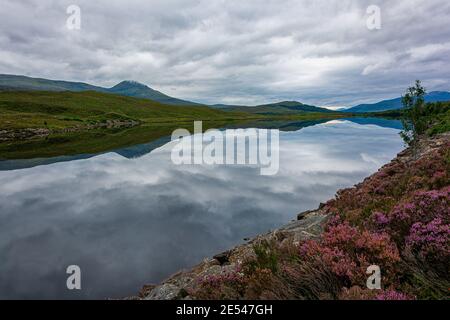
[132,132,449,300]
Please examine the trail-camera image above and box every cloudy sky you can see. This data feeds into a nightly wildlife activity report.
[0,0,449,107]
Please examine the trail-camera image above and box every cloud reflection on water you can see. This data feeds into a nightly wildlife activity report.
[0,120,404,299]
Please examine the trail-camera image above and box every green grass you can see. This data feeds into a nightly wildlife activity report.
[427,108,450,135]
[368,101,450,136]
[0,90,253,130]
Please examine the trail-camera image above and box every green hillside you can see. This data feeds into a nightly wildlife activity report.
[0,90,248,131]
[224,101,334,115]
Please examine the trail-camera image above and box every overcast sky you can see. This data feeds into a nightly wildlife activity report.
[1,0,449,107]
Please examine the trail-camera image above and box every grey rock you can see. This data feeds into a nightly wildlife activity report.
[144,283,181,300]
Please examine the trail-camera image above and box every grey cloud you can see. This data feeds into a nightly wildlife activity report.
[0,0,449,106]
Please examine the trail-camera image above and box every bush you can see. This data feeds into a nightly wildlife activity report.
[247,240,279,273]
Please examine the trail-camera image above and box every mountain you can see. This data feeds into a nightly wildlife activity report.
[347,91,450,113]
[0,74,200,106]
[0,74,106,92]
[108,80,201,106]
[223,101,334,115]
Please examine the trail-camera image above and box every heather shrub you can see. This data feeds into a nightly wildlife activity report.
[301,222,401,286]
[377,187,450,246]
[243,267,294,300]
[406,218,449,270]
[374,290,414,300]
[338,286,413,300]
[329,143,449,227]
[401,251,450,300]
[189,267,246,300]
[280,257,343,299]
[338,287,413,300]
[246,240,279,273]
[339,286,376,300]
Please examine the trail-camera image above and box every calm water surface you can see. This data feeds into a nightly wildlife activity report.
[0,119,404,299]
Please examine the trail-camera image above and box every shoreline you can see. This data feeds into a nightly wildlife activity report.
[0,120,141,142]
[130,132,449,300]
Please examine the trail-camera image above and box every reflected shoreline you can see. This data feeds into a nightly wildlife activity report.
[0,117,402,171]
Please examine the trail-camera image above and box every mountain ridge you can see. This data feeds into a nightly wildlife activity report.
[222,100,334,114]
[5,74,448,114]
[0,74,334,114]
[347,91,450,113]
[0,74,201,106]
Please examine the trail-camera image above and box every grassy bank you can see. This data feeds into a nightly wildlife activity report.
[0,90,252,131]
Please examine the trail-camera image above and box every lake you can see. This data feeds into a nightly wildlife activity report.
[0,118,404,299]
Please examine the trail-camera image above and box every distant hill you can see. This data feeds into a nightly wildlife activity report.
[107,80,201,106]
[0,74,106,92]
[209,104,238,109]
[347,91,450,113]
[0,74,201,106]
[223,101,334,115]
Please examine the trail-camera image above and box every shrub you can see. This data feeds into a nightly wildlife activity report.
[375,290,414,300]
[247,240,279,273]
[406,218,449,266]
[189,266,246,300]
[377,187,450,246]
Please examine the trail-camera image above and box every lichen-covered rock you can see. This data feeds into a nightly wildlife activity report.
[143,283,181,300]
